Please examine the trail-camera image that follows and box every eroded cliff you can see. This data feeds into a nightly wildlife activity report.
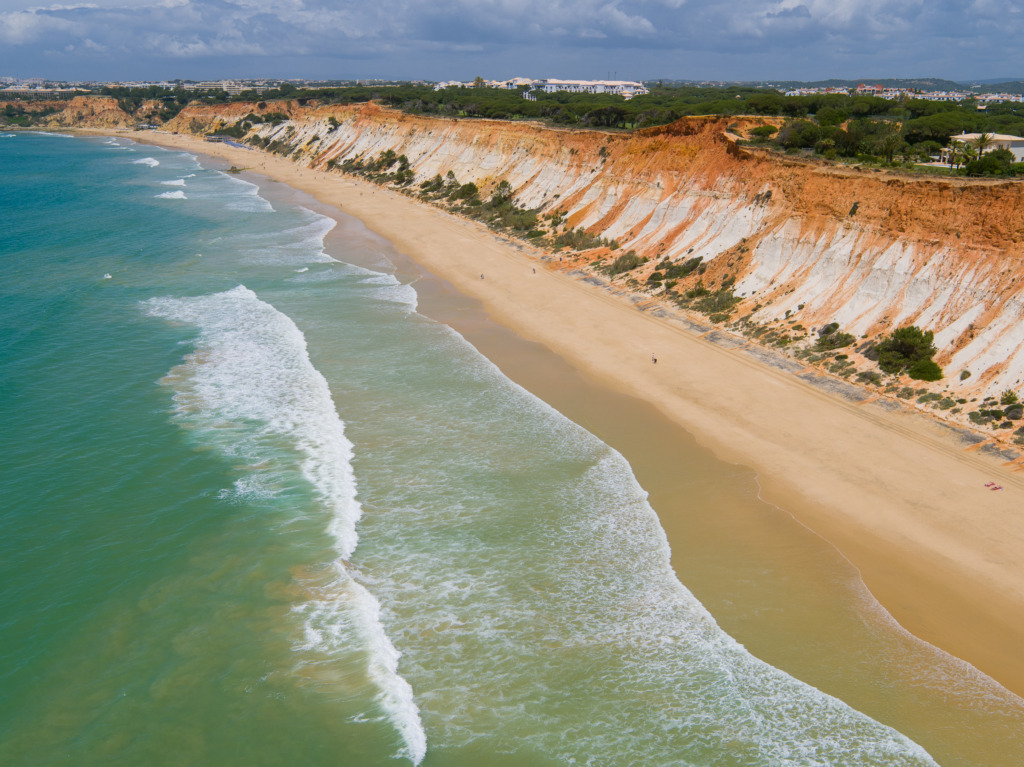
[44,98,1024,434]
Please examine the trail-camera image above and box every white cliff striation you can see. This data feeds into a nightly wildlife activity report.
[146,100,1024,415]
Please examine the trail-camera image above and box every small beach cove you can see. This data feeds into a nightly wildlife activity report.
[99,128,1024,764]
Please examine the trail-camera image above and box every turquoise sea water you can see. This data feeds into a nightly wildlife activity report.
[0,132,958,765]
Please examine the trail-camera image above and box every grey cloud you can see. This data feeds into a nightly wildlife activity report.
[765,5,811,20]
[0,0,1022,81]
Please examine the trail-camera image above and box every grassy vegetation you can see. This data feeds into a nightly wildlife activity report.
[601,251,644,275]
[553,227,611,251]
[210,121,251,138]
[671,282,741,322]
[0,103,58,126]
[319,166,545,240]
[646,256,704,286]
[325,149,417,185]
[813,322,855,351]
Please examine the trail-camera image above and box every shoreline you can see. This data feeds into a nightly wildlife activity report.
[103,128,1024,698]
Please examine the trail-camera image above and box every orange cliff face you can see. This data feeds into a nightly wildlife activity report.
[47,96,139,129]
[56,98,1024,400]
[2,97,146,129]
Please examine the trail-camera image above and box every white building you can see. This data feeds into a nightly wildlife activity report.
[436,77,649,99]
[942,132,1024,163]
[534,79,648,98]
[182,80,270,96]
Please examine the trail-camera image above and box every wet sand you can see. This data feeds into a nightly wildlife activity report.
[115,130,1024,708]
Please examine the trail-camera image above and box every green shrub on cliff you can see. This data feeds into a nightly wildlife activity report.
[671,283,740,319]
[604,251,643,275]
[655,256,703,280]
[813,322,855,351]
[449,182,478,200]
[691,289,740,315]
[749,125,778,141]
[553,227,606,252]
[259,112,289,126]
[420,174,444,192]
[874,326,942,381]
[491,180,514,206]
[906,359,943,381]
[210,122,250,138]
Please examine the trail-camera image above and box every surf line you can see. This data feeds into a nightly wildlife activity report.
[145,285,427,764]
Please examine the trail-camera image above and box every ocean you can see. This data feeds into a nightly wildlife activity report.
[0,131,1020,766]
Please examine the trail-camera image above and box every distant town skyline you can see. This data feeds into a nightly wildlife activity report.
[1,0,1022,84]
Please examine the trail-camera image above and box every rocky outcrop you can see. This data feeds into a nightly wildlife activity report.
[45,96,138,129]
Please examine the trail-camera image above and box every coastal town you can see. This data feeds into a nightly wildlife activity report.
[784,81,1024,104]
[3,74,1024,105]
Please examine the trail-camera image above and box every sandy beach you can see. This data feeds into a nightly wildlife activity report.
[118,129,1024,699]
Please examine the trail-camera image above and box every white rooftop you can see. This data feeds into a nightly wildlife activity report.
[952,132,1024,142]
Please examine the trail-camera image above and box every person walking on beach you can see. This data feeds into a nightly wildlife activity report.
[651,353,657,364]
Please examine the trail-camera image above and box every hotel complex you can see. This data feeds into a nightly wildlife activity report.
[434,77,649,99]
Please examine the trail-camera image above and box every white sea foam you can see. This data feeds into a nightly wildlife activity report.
[1,133,16,138]
[133,157,160,167]
[373,283,418,309]
[331,262,419,311]
[285,258,417,307]
[293,567,427,763]
[234,209,336,266]
[348,317,939,767]
[217,473,280,501]
[288,269,341,284]
[160,179,186,186]
[218,172,274,213]
[32,131,73,138]
[144,286,426,764]
[155,190,186,199]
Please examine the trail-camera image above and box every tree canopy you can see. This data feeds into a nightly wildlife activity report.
[874,326,943,381]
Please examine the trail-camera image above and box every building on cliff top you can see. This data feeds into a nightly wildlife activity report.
[942,132,1024,163]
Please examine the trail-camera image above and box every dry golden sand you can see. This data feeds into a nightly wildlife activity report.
[119,129,1024,698]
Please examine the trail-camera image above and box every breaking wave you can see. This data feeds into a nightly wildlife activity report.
[144,286,426,764]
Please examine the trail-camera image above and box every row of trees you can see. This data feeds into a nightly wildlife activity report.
[30,82,1002,136]
[9,80,1020,158]
[26,81,1011,176]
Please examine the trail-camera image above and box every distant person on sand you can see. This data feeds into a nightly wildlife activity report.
[480,274,485,280]
[651,354,657,364]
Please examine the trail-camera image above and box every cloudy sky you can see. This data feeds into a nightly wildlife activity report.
[1,0,1022,83]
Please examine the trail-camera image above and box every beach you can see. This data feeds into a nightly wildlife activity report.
[117,129,1024,701]
[0,126,1003,766]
